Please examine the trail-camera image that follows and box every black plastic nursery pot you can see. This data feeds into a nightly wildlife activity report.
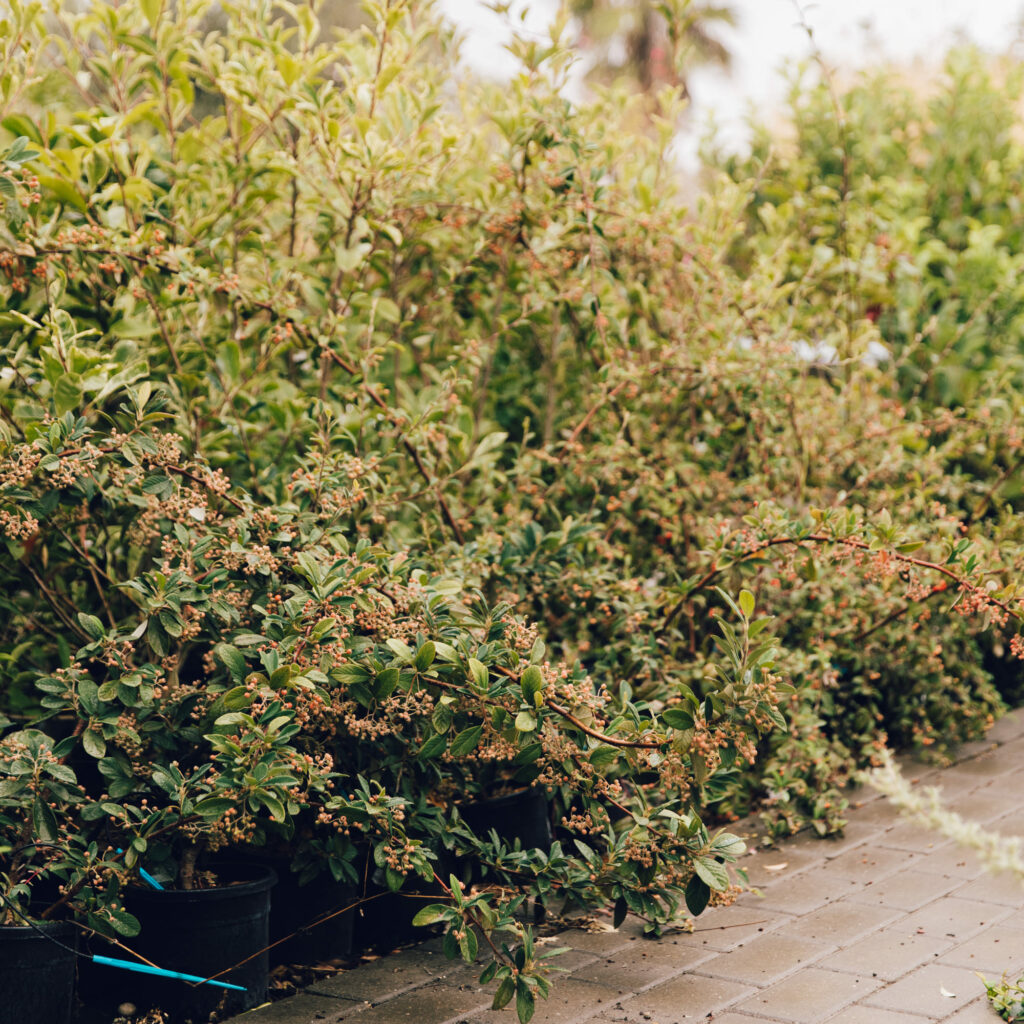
[228,845,360,965]
[0,918,77,1024]
[94,863,276,1024]
[244,854,356,966]
[461,785,553,853]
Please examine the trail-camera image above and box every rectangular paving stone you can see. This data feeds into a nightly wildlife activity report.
[912,845,986,880]
[984,812,1024,843]
[327,980,489,1023]
[877,824,951,854]
[621,934,721,966]
[697,934,829,986]
[752,866,859,915]
[981,735,1024,762]
[862,963,989,1018]
[458,977,621,1024]
[952,739,1001,762]
[951,872,1024,908]
[845,868,958,913]
[673,904,788,952]
[899,771,981,797]
[963,774,1016,796]
[840,801,905,831]
[602,973,755,1023]
[735,966,880,1023]
[235,993,367,1023]
[823,1006,930,1023]
[439,951,601,995]
[538,949,602,973]
[308,948,460,1001]
[954,750,1023,779]
[570,949,693,994]
[944,790,1018,823]
[785,898,901,945]
[739,845,826,886]
[818,845,919,883]
[818,925,953,982]
[783,821,883,860]
[679,1015,784,1024]
[941,996,1007,1022]
[899,897,1012,941]
[937,923,1024,974]
[557,918,648,955]
[985,711,1024,744]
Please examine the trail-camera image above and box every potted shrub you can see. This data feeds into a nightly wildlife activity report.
[0,415,782,1020]
[0,729,136,1024]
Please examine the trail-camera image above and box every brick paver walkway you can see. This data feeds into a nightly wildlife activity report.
[229,710,1024,1024]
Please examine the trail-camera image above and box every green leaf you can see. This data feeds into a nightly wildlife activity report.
[2,119,44,146]
[77,613,105,640]
[612,895,627,927]
[516,982,536,1024]
[738,589,755,619]
[386,638,414,662]
[81,728,106,759]
[432,641,459,663]
[520,665,543,701]
[515,710,537,732]
[492,977,515,1010]
[260,794,286,821]
[459,926,479,963]
[233,634,266,646]
[685,874,710,916]
[140,0,162,27]
[195,797,236,818]
[414,641,436,672]
[374,668,400,699]
[449,725,483,757]
[215,643,247,679]
[694,856,730,891]
[897,541,925,553]
[32,797,58,842]
[661,707,694,730]
[222,687,251,710]
[46,763,77,785]
[54,374,83,416]
[514,741,543,764]
[468,658,489,689]
[417,732,448,759]
[107,907,141,937]
[159,608,183,638]
[412,905,449,927]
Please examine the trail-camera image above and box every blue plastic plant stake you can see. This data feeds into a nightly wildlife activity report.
[115,848,165,890]
[92,955,247,992]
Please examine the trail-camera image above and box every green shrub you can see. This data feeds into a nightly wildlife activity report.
[4,0,1024,1016]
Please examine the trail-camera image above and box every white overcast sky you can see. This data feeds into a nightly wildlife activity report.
[437,0,1024,164]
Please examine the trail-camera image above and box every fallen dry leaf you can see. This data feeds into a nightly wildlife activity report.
[763,863,788,872]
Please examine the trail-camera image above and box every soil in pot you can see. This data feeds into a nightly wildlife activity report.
[85,862,276,1024]
[0,918,77,1024]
